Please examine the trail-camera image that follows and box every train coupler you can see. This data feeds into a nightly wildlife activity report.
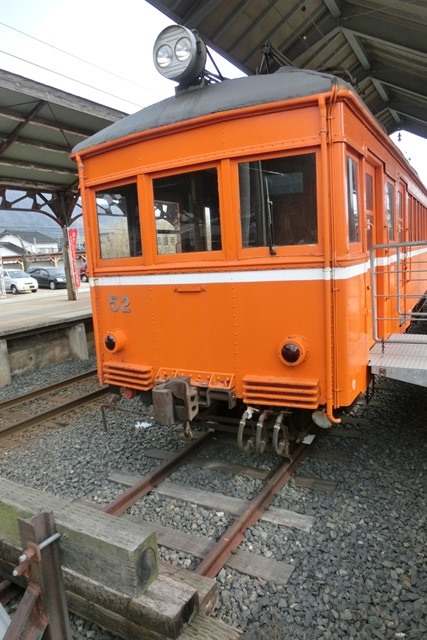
[152,376,199,427]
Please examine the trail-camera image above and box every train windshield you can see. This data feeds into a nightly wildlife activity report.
[95,183,142,259]
[153,168,221,254]
[238,153,318,248]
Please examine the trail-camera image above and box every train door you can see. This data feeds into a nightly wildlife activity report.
[364,162,376,340]
[397,183,408,321]
[365,159,391,340]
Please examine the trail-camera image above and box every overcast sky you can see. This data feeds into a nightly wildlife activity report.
[0,0,426,186]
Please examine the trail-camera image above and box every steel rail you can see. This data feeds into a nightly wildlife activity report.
[194,441,311,578]
[0,370,98,412]
[0,387,110,439]
[103,430,215,516]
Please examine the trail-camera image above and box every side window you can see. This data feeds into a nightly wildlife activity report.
[365,172,374,250]
[385,182,395,241]
[153,168,221,254]
[95,183,141,259]
[346,157,360,243]
[238,153,318,248]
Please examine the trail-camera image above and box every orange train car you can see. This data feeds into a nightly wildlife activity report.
[72,25,427,452]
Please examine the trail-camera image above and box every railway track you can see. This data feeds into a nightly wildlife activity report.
[0,370,110,440]
[100,427,319,584]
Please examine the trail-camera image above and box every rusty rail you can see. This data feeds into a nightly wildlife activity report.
[103,430,215,516]
[0,387,110,439]
[0,370,97,412]
[195,441,310,578]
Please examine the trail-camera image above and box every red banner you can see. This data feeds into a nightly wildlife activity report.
[68,228,80,288]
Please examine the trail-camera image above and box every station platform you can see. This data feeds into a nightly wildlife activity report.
[0,284,92,338]
[0,284,93,387]
[369,333,427,387]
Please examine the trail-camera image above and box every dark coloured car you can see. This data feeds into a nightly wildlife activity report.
[27,266,67,289]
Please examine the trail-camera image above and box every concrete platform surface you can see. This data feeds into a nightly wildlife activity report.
[0,284,92,337]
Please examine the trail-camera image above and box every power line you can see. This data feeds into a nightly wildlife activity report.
[0,21,157,96]
[0,48,144,108]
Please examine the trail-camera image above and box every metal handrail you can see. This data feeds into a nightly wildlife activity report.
[370,240,427,343]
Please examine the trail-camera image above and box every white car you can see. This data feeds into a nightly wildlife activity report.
[3,269,38,294]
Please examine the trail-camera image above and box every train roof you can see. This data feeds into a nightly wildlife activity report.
[72,67,350,155]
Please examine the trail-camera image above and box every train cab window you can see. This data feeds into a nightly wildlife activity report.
[346,157,360,243]
[238,153,317,248]
[152,168,221,254]
[95,184,141,259]
[386,182,395,241]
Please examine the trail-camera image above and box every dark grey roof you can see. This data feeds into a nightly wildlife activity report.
[73,67,346,154]
[147,0,427,139]
[0,241,24,254]
[0,228,56,243]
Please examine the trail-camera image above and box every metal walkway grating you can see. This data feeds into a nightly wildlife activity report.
[369,333,427,387]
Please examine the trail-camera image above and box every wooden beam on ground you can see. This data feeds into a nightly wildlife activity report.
[110,474,314,532]
[294,475,337,493]
[0,478,157,597]
[0,539,216,639]
[142,448,272,480]
[0,479,217,640]
[124,516,295,586]
[180,614,246,638]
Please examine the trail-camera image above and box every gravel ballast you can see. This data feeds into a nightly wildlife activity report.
[0,356,425,640]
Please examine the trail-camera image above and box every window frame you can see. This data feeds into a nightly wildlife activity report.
[345,154,362,247]
[89,177,144,268]
[385,179,395,242]
[232,148,322,260]
[146,161,227,265]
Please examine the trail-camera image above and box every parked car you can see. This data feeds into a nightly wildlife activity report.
[27,267,67,289]
[80,261,89,283]
[3,269,38,294]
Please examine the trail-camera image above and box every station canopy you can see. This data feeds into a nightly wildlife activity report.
[0,69,125,218]
[148,0,427,139]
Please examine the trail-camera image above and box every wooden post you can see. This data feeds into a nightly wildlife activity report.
[15,510,72,640]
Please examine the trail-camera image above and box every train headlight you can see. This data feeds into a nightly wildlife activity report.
[278,335,308,366]
[103,329,126,354]
[156,44,173,68]
[175,37,192,61]
[153,25,206,86]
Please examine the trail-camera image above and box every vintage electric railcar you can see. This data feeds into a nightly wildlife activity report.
[72,26,427,452]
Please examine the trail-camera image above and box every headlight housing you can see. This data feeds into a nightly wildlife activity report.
[153,25,206,85]
[278,335,308,367]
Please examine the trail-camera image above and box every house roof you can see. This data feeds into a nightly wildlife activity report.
[0,241,24,255]
[0,228,56,243]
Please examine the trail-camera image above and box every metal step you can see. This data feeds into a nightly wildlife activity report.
[369,333,427,387]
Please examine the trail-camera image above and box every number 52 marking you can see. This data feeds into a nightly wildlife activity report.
[109,295,131,313]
